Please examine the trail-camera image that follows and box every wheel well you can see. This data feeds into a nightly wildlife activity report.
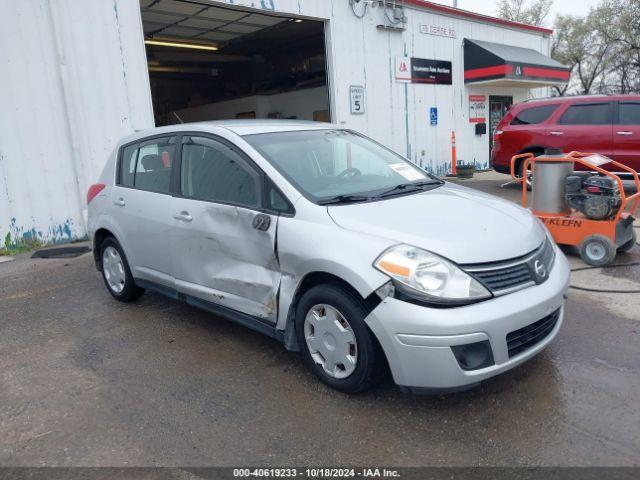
[93,228,114,270]
[292,272,381,314]
[514,147,546,175]
[283,271,382,352]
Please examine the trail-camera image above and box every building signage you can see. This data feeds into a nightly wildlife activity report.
[410,58,452,85]
[395,56,412,83]
[469,94,487,123]
[430,107,438,126]
[349,85,365,114]
[419,24,456,38]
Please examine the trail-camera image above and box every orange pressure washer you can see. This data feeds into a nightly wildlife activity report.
[510,151,640,266]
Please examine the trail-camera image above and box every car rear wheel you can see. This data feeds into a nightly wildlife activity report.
[100,237,145,302]
[296,284,383,393]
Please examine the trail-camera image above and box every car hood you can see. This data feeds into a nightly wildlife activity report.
[327,182,545,264]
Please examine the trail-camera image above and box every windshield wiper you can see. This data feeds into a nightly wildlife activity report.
[317,194,372,205]
[374,180,443,199]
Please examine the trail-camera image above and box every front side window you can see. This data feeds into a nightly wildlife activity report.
[559,103,611,125]
[510,104,558,125]
[180,136,259,208]
[118,137,175,194]
[618,102,640,125]
[243,129,440,203]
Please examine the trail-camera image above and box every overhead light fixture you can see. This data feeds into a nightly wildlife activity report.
[144,39,218,51]
[294,19,303,22]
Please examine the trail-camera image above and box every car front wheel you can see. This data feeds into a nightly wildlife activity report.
[296,284,384,393]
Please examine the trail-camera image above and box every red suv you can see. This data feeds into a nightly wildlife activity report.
[491,95,640,176]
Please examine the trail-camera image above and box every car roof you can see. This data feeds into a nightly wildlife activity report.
[520,94,640,107]
[118,120,337,145]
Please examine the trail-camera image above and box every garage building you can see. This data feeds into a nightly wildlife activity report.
[0,0,568,248]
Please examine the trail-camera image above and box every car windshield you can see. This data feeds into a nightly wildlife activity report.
[244,129,442,204]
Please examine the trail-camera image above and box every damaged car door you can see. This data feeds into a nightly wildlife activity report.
[170,135,281,322]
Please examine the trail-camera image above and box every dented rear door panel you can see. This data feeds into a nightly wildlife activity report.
[170,199,280,322]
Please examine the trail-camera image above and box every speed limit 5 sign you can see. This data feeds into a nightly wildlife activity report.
[350,85,365,114]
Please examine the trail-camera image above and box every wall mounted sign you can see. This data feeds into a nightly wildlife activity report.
[395,56,412,83]
[469,94,487,123]
[419,24,456,38]
[396,57,452,85]
[410,58,452,85]
[349,85,365,114]
[430,107,438,126]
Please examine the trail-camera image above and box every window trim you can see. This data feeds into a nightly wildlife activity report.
[557,101,613,126]
[173,132,296,217]
[116,133,178,196]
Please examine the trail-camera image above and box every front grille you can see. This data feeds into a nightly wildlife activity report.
[462,238,555,295]
[469,263,533,292]
[506,309,560,358]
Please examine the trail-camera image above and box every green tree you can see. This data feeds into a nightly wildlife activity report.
[495,0,553,26]
[551,13,613,95]
[591,0,640,92]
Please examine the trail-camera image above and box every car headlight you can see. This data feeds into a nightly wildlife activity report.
[374,245,492,306]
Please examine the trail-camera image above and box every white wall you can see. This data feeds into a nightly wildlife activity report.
[0,0,154,249]
[0,0,555,248]
[175,86,329,122]
[208,1,555,176]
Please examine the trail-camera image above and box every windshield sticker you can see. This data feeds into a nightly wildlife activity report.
[388,163,427,181]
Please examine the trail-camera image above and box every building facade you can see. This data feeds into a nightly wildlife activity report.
[0,0,567,249]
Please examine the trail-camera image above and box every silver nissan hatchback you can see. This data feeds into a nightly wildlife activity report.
[87,121,570,393]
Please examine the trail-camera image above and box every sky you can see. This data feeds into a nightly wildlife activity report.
[430,0,602,25]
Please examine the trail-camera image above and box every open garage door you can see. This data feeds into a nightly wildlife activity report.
[140,0,330,126]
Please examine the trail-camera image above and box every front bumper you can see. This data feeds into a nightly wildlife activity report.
[364,248,570,391]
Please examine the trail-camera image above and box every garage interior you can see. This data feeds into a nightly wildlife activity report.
[140,0,330,126]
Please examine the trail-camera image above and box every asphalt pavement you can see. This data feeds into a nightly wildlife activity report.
[1,172,639,467]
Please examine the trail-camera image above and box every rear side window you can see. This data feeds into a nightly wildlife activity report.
[118,137,176,194]
[510,105,558,125]
[120,144,138,187]
[559,103,611,125]
[180,136,259,208]
[618,102,640,125]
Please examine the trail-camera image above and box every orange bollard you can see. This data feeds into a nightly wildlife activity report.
[451,131,457,176]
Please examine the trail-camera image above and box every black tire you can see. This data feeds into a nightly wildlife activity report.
[617,229,637,254]
[579,234,617,267]
[295,284,383,393]
[516,158,534,191]
[99,236,145,302]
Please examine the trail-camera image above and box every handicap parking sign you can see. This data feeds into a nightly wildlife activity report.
[430,107,438,126]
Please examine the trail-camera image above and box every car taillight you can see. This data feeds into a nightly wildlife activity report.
[87,183,106,204]
[493,130,503,142]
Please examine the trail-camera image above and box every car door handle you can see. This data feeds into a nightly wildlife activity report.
[549,131,564,136]
[113,197,125,207]
[173,211,193,222]
[617,131,633,135]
